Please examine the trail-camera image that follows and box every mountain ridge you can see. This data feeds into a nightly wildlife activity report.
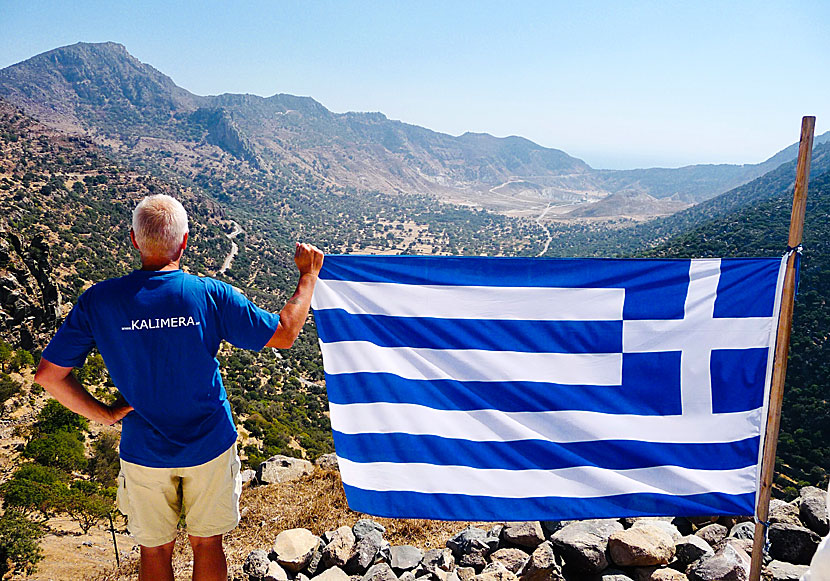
[2,41,826,217]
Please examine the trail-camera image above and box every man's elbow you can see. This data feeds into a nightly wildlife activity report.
[266,328,297,349]
[33,359,50,385]
[267,337,295,349]
[34,358,64,388]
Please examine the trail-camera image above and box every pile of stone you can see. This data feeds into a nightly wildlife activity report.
[243,462,827,581]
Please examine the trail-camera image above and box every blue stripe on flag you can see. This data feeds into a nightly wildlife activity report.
[315,309,622,353]
[340,484,757,520]
[325,351,681,414]
[332,432,760,471]
[318,255,693,320]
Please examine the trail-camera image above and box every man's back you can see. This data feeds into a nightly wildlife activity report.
[42,269,279,467]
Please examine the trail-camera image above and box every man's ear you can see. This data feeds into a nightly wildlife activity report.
[181,232,188,251]
[129,229,140,250]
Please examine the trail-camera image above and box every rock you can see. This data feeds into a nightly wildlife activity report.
[768,523,821,565]
[400,572,416,581]
[324,526,357,568]
[362,563,398,581]
[347,531,390,574]
[241,469,257,485]
[502,522,545,549]
[421,548,455,575]
[488,525,505,544]
[476,562,518,581]
[761,559,810,581]
[273,529,321,573]
[718,517,750,531]
[457,567,476,581]
[693,524,728,550]
[265,562,289,581]
[391,546,424,571]
[724,538,754,557]
[673,536,714,568]
[539,522,569,537]
[769,499,802,527]
[799,486,830,536]
[550,518,623,573]
[447,527,499,569]
[0,232,61,350]
[631,520,682,542]
[686,543,750,581]
[622,517,674,528]
[670,518,694,537]
[354,519,387,540]
[608,525,675,566]
[489,549,529,574]
[595,570,635,581]
[243,549,271,578]
[518,541,564,581]
[297,573,311,581]
[308,546,325,576]
[314,568,351,581]
[257,455,314,485]
[728,522,755,541]
[316,453,340,471]
[634,567,688,581]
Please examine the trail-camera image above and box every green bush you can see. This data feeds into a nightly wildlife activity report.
[0,341,11,371]
[87,431,121,487]
[0,511,44,577]
[0,373,21,404]
[34,399,89,435]
[8,349,34,372]
[24,430,88,472]
[0,464,68,519]
[60,483,114,534]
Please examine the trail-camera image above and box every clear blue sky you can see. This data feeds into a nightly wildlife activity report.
[1,0,828,169]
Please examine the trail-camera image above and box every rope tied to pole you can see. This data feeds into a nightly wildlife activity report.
[784,244,804,299]
[753,516,772,555]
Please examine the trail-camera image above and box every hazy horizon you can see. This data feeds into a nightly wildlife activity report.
[2,1,828,169]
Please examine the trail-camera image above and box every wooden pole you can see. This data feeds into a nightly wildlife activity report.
[749,115,816,581]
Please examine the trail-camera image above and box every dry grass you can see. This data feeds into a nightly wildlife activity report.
[93,469,489,580]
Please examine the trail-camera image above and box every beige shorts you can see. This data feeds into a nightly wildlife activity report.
[116,444,242,547]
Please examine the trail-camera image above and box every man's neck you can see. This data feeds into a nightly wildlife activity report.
[140,259,180,272]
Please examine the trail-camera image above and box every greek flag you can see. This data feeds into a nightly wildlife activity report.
[311,255,787,521]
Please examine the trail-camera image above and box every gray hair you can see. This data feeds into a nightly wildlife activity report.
[132,195,189,260]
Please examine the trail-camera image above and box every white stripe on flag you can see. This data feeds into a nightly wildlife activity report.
[623,317,774,352]
[329,403,763,444]
[337,457,757,498]
[312,280,625,321]
[320,341,622,385]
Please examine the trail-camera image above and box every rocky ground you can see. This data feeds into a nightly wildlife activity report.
[236,456,828,581]
[24,454,827,581]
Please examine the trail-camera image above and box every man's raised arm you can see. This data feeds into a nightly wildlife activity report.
[266,242,325,349]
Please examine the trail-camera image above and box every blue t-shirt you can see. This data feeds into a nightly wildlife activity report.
[42,269,280,468]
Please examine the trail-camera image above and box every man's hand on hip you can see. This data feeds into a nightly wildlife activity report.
[105,393,134,425]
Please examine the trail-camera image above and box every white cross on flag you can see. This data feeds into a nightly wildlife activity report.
[311,255,786,520]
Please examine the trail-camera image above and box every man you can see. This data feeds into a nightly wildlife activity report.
[34,194,324,581]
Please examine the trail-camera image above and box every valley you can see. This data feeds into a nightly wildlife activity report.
[0,40,829,580]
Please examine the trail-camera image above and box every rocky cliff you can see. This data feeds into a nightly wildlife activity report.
[0,228,61,350]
